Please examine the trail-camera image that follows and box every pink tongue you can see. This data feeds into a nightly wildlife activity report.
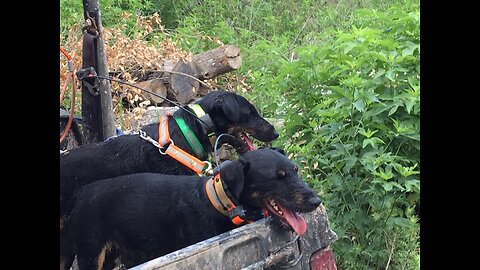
[242,132,257,151]
[278,204,307,235]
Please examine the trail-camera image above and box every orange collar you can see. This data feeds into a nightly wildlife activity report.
[205,173,247,226]
[158,113,211,175]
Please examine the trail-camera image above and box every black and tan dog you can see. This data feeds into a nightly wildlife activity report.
[60,90,278,269]
[69,148,321,270]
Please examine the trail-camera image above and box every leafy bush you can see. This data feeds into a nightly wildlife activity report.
[173,2,420,267]
[267,3,420,269]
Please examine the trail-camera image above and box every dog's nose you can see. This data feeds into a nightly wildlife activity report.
[308,196,322,209]
[272,130,279,139]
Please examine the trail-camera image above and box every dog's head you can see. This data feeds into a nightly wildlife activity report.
[220,148,321,235]
[198,91,279,151]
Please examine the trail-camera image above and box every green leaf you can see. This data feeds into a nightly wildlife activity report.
[403,133,420,141]
[388,105,399,116]
[374,69,386,79]
[371,52,388,62]
[335,97,350,109]
[353,99,365,112]
[363,91,380,103]
[391,182,405,191]
[388,217,411,228]
[386,70,395,81]
[287,113,304,128]
[404,97,417,114]
[358,128,378,138]
[365,103,389,118]
[405,179,420,192]
[330,86,351,100]
[264,102,278,114]
[343,156,358,173]
[408,77,420,94]
[362,138,372,149]
[382,182,393,191]
[373,166,394,180]
[362,137,385,149]
[393,163,420,177]
[402,41,419,57]
[378,38,399,50]
[343,41,357,54]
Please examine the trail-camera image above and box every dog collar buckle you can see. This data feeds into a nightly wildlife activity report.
[205,174,249,226]
[229,206,247,226]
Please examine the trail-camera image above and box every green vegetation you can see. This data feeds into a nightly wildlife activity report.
[60,0,420,268]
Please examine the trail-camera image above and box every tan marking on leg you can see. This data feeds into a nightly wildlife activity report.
[60,257,65,270]
[60,216,65,230]
[97,242,113,270]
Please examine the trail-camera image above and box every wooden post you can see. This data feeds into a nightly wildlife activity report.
[80,28,102,143]
[81,0,116,143]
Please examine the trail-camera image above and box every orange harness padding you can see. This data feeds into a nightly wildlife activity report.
[158,113,211,175]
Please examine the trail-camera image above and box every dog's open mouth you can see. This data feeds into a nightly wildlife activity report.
[265,199,307,235]
[238,131,256,151]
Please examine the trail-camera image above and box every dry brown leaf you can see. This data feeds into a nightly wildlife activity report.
[61,12,249,131]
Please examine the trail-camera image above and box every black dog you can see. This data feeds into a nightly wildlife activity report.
[60,90,278,269]
[69,148,321,270]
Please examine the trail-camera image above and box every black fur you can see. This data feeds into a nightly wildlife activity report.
[70,148,321,270]
[59,90,278,270]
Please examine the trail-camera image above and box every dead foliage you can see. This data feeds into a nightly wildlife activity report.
[60,12,251,131]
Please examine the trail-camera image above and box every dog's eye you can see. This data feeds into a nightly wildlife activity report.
[278,170,286,178]
[293,166,298,172]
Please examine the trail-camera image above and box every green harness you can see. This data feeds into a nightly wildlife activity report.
[174,117,208,160]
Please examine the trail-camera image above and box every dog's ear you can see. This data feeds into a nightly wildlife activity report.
[215,95,240,123]
[220,159,250,199]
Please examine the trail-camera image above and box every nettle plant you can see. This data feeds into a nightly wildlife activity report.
[277,4,420,270]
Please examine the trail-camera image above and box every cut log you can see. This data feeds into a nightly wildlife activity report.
[123,45,242,105]
[192,45,242,80]
[170,59,200,104]
[133,79,167,105]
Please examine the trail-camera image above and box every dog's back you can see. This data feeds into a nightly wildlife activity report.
[60,136,195,217]
[71,173,234,269]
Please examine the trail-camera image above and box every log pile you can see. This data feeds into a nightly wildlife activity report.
[127,45,242,106]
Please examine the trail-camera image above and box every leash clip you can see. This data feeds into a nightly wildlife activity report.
[203,161,213,175]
